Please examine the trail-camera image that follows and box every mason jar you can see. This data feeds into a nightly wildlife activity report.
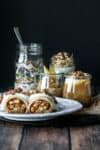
[15,43,44,90]
[62,71,92,106]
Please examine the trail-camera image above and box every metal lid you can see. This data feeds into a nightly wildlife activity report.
[19,43,42,54]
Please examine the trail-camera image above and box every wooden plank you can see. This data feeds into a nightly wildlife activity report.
[20,127,69,150]
[70,125,100,150]
[0,121,23,150]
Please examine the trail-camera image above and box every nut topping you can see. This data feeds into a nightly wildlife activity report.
[30,99,50,113]
[7,98,26,113]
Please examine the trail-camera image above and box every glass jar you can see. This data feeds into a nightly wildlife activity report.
[37,73,64,97]
[62,71,92,106]
[49,52,75,74]
[15,43,44,90]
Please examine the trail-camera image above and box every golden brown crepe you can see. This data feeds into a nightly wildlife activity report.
[2,94,28,113]
[28,93,56,113]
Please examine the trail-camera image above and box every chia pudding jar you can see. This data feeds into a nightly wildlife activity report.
[15,43,44,90]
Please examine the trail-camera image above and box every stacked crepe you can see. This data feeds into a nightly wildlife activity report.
[0,92,56,114]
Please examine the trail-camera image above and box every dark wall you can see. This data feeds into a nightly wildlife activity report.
[0,0,100,90]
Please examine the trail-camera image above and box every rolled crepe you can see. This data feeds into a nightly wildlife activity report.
[2,93,28,113]
[28,93,56,113]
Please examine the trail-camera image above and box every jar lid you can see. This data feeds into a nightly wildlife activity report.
[19,43,42,54]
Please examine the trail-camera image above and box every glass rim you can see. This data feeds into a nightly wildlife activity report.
[64,72,92,79]
[39,72,64,76]
[16,42,42,46]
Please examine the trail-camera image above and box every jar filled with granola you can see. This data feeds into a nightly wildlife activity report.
[15,43,44,90]
[49,52,75,74]
[62,71,92,106]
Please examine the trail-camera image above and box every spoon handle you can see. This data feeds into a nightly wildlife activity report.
[13,27,23,45]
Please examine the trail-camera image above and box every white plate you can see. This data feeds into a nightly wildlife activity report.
[0,97,83,122]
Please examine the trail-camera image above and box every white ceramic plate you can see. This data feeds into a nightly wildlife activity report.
[0,97,83,122]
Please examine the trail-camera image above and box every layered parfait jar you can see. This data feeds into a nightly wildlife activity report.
[49,52,75,74]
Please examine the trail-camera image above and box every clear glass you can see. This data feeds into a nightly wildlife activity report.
[49,63,75,74]
[62,73,92,106]
[49,52,75,74]
[15,43,44,90]
[37,73,64,96]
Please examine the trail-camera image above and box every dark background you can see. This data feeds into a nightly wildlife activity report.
[0,0,100,90]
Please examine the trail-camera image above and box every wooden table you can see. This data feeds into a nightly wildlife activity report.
[0,115,100,150]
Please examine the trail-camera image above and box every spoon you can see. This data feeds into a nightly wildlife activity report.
[13,27,23,45]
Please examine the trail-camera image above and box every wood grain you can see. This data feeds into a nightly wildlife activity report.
[0,121,23,150]
[70,125,100,150]
[20,127,69,150]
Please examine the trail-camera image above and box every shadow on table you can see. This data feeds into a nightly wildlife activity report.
[0,114,100,127]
